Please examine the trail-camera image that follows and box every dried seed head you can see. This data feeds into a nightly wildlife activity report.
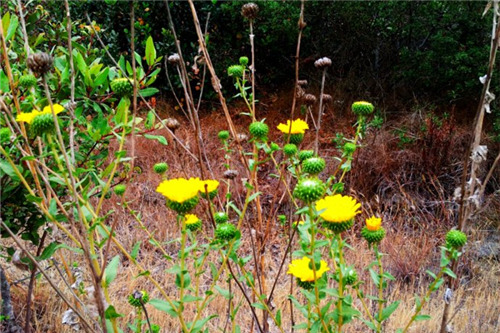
[314,57,332,69]
[296,86,305,99]
[224,169,239,179]
[322,94,333,104]
[166,117,180,131]
[236,133,248,143]
[297,80,308,87]
[304,94,317,106]
[242,3,259,20]
[168,53,181,65]
[27,52,53,75]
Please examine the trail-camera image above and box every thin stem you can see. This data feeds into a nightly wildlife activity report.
[315,69,327,154]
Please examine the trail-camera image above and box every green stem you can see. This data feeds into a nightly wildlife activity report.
[179,217,188,330]
[375,245,384,333]
[336,234,345,333]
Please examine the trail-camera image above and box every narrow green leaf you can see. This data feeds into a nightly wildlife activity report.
[145,36,156,67]
[379,301,400,322]
[104,255,120,287]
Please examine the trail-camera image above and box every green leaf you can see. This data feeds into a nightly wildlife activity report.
[182,294,202,303]
[139,87,159,98]
[360,318,378,331]
[37,242,61,261]
[379,301,400,322]
[0,69,9,93]
[276,309,282,326]
[214,285,231,300]
[144,134,168,145]
[145,36,156,67]
[149,299,178,317]
[443,267,457,279]
[104,305,124,319]
[144,111,155,129]
[0,159,21,182]
[251,302,266,310]
[415,314,431,321]
[247,191,262,203]
[190,314,218,333]
[5,13,19,42]
[104,255,120,287]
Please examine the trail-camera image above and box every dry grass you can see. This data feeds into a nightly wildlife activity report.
[3,102,500,332]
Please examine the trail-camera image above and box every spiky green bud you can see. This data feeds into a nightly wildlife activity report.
[283,144,298,157]
[30,113,56,137]
[445,230,467,249]
[227,65,244,78]
[249,121,269,140]
[153,162,169,174]
[361,226,386,244]
[298,150,314,162]
[293,178,326,203]
[18,74,37,88]
[110,78,134,97]
[287,133,304,145]
[296,279,314,290]
[343,142,357,154]
[167,196,199,214]
[215,223,238,241]
[239,56,249,66]
[128,290,149,307]
[214,212,229,224]
[0,127,11,143]
[351,101,374,116]
[270,142,280,152]
[218,130,230,141]
[322,219,354,234]
[114,184,126,196]
[302,157,326,175]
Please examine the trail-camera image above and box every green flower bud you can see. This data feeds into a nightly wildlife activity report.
[361,226,386,244]
[293,178,326,203]
[344,269,358,285]
[128,290,149,307]
[296,279,314,290]
[343,142,357,154]
[351,101,374,116]
[287,133,304,145]
[30,113,56,137]
[283,144,298,157]
[110,78,135,97]
[227,65,244,78]
[270,142,280,152]
[302,157,326,175]
[153,162,169,174]
[218,130,230,141]
[215,223,238,241]
[167,196,199,214]
[322,219,354,234]
[0,127,12,143]
[114,184,126,196]
[298,150,314,162]
[18,74,37,88]
[214,212,229,224]
[445,230,467,249]
[239,56,249,66]
[249,121,269,140]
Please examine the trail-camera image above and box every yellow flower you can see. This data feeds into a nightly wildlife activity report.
[199,179,220,193]
[365,216,382,231]
[287,257,329,282]
[277,118,309,134]
[185,214,200,225]
[16,104,65,124]
[315,194,361,223]
[156,178,202,203]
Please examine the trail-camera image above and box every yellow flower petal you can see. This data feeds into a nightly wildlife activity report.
[287,257,329,282]
[16,111,40,124]
[185,214,200,225]
[277,118,309,134]
[41,104,64,115]
[156,178,201,203]
[315,195,361,223]
[365,216,382,231]
[200,179,219,193]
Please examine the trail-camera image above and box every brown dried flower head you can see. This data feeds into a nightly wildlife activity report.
[224,170,239,180]
[297,80,308,87]
[314,57,332,69]
[168,53,181,65]
[322,94,333,104]
[242,3,259,20]
[296,86,305,100]
[27,52,53,75]
[304,94,317,106]
[166,118,180,131]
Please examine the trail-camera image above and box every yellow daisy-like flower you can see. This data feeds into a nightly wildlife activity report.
[315,194,361,223]
[199,179,220,193]
[185,214,200,225]
[287,257,329,282]
[277,118,309,134]
[365,216,382,231]
[156,178,202,203]
[16,104,65,124]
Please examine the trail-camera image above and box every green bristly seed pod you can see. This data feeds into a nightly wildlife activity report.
[445,230,467,249]
[270,142,280,152]
[0,127,11,143]
[249,121,269,140]
[361,226,386,244]
[287,133,304,145]
[19,74,37,88]
[283,144,298,157]
[215,223,238,241]
[30,113,56,137]
[344,269,358,285]
[227,65,244,78]
[296,279,314,290]
[321,219,354,234]
[114,184,126,196]
[239,56,249,66]
[218,130,230,141]
[298,150,315,162]
[153,162,169,174]
[343,142,357,154]
[302,157,326,175]
[293,178,326,203]
[110,78,134,97]
[185,219,202,232]
[214,212,229,224]
[351,101,374,116]
[167,196,199,214]
[128,290,149,308]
